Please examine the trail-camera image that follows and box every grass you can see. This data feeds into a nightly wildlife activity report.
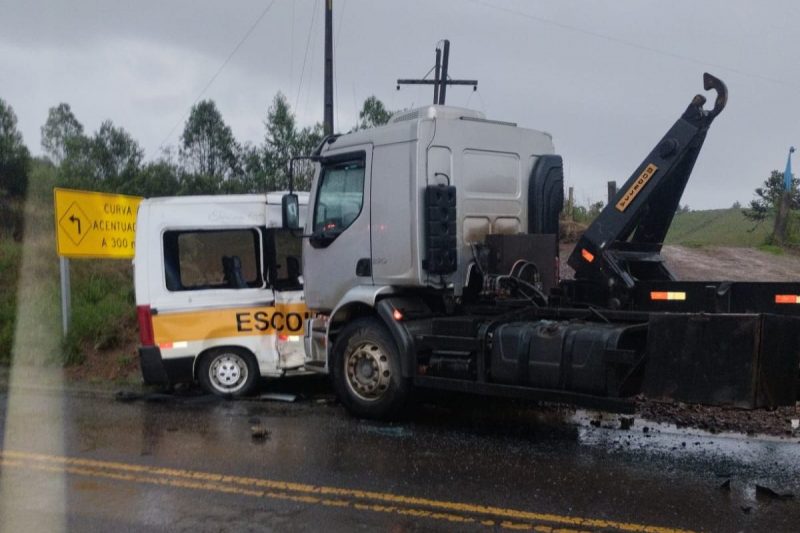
[63,261,135,365]
[757,243,785,256]
[665,208,773,247]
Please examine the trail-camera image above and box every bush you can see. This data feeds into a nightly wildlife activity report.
[62,262,135,365]
[0,239,22,364]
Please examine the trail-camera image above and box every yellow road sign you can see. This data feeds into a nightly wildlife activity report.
[54,188,143,258]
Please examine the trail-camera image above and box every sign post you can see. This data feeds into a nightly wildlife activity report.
[59,257,70,336]
[53,188,143,334]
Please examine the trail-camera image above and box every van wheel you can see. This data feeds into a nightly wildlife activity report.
[331,318,410,419]
[198,347,259,397]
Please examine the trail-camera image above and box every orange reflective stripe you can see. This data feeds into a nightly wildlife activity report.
[650,291,686,301]
[775,294,800,304]
[581,249,595,263]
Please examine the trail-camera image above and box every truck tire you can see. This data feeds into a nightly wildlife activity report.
[197,347,259,397]
[331,317,410,420]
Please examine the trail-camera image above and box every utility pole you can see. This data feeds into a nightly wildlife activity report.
[323,0,334,135]
[397,40,478,105]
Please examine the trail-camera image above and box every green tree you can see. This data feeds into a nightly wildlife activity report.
[239,143,270,193]
[92,121,144,188]
[263,92,297,189]
[60,120,143,192]
[0,98,31,198]
[241,92,325,192]
[358,95,392,129]
[293,122,324,189]
[58,133,94,188]
[41,103,84,165]
[129,158,181,197]
[180,100,241,181]
[743,170,800,223]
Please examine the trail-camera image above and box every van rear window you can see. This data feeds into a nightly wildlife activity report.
[162,229,263,291]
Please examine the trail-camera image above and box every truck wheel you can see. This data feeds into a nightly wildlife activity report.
[197,347,259,397]
[331,317,410,419]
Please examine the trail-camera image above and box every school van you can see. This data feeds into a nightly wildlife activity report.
[134,192,309,396]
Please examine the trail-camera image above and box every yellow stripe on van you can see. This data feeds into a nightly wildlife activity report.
[152,304,309,344]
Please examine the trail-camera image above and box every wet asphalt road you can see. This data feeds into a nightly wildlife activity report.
[1,375,799,532]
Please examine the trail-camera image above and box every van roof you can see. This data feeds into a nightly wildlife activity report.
[141,191,310,206]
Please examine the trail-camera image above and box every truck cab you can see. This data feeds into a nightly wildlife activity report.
[300,105,567,416]
[135,192,309,396]
[303,105,560,311]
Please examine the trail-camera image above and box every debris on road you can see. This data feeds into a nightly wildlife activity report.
[755,484,794,501]
[250,423,270,440]
[637,398,800,437]
[256,393,297,403]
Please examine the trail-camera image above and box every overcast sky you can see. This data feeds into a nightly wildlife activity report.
[1,0,797,208]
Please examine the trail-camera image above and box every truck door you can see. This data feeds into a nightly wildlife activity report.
[303,147,373,311]
[266,228,307,370]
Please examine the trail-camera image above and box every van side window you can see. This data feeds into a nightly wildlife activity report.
[162,229,263,291]
[313,158,366,233]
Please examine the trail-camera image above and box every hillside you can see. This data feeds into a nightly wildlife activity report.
[665,208,771,247]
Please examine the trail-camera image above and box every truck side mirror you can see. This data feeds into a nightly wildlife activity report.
[282,193,300,229]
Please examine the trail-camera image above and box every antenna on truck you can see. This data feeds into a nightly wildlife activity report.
[397,40,478,105]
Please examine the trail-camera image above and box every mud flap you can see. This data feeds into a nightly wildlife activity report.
[641,313,800,408]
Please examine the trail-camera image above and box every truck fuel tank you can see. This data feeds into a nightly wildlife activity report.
[489,320,645,397]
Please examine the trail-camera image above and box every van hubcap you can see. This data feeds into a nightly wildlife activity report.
[209,354,248,392]
[345,341,391,401]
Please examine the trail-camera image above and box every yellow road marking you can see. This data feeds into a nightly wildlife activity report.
[0,450,692,533]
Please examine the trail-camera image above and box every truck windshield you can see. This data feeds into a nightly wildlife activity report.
[313,159,365,233]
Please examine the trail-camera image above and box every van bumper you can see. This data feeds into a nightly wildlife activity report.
[139,347,194,386]
[139,346,169,385]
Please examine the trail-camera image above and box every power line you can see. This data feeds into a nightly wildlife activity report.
[295,0,319,113]
[158,0,277,150]
[469,0,800,92]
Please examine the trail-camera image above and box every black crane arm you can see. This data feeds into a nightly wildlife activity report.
[566,73,727,305]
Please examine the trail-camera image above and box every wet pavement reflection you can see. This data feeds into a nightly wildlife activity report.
[1,375,798,532]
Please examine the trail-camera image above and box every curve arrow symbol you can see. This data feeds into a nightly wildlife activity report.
[69,214,81,234]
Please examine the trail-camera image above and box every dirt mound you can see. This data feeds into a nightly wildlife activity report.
[638,399,800,437]
[559,244,800,281]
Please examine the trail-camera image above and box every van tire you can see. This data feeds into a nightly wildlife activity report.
[197,347,259,397]
[331,317,410,420]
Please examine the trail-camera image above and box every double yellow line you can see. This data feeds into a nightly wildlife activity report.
[0,450,691,533]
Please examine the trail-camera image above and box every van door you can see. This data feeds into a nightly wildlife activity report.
[266,228,307,370]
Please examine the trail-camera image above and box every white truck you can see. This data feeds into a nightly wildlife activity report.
[137,76,800,418]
